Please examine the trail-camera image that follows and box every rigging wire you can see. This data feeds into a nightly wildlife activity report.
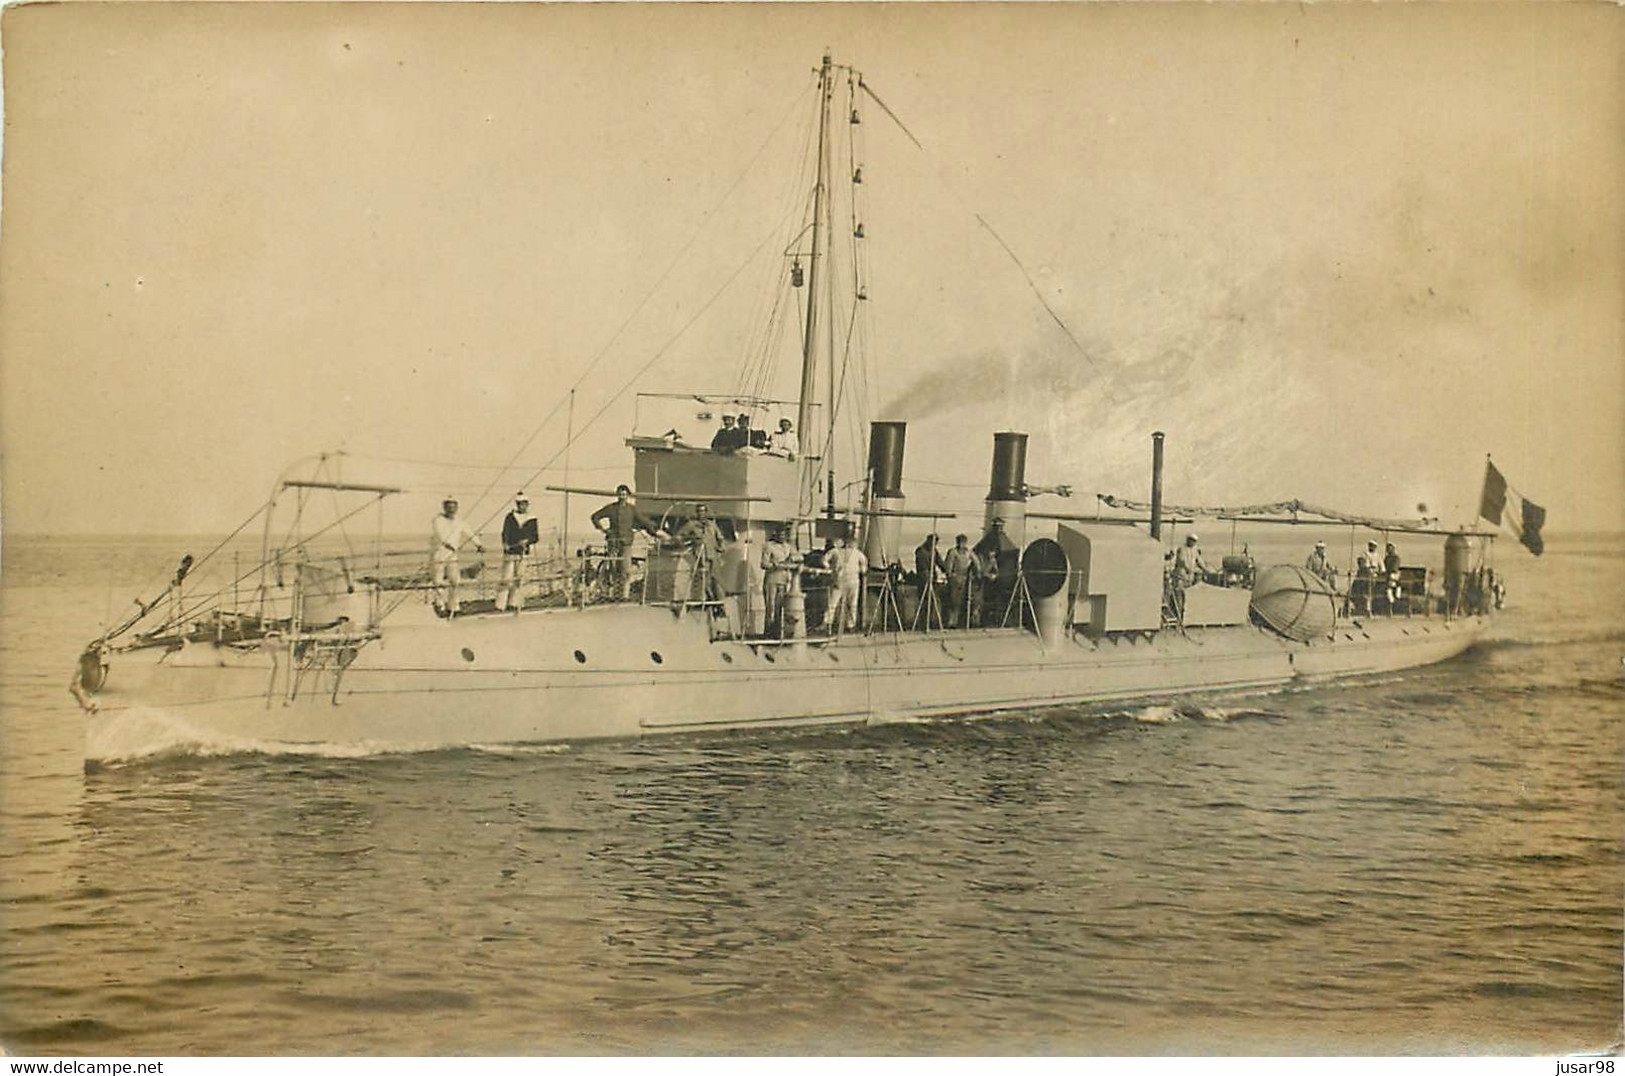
[751,99,821,395]
[141,493,395,639]
[830,302,863,473]
[104,449,354,641]
[859,80,1097,366]
[463,77,819,526]
[375,216,801,625]
[746,179,822,406]
[468,215,794,541]
[735,93,821,399]
[326,458,358,562]
[849,70,875,455]
[98,497,275,643]
[905,477,989,490]
[852,100,875,435]
[818,68,873,491]
[341,450,625,474]
[742,172,821,404]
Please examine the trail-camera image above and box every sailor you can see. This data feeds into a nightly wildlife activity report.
[591,484,660,600]
[675,502,727,604]
[1304,540,1336,584]
[759,524,799,637]
[825,533,869,635]
[430,497,483,618]
[1354,539,1381,615]
[740,413,767,451]
[710,414,738,453]
[972,546,998,626]
[942,533,979,628]
[913,533,946,586]
[1356,540,1381,577]
[495,492,540,612]
[1169,533,1207,624]
[914,533,946,623]
[772,417,799,459]
[1383,541,1403,611]
[801,539,834,632]
[973,518,1018,626]
[1174,533,1208,587]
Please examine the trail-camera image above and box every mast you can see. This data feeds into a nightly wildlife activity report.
[797,52,834,515]
[825,91,838,524]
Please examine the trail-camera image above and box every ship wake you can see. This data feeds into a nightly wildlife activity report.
[1109,702,1290,725]
[85,707,466,769]
[1478,625,1625,650]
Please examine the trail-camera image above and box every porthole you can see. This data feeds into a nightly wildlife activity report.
[650,651,664,665]
[720,652,734,664]
[573,650,587,664]
[828,652,840,662]
[763,651,776,663]
[461,648,476,663]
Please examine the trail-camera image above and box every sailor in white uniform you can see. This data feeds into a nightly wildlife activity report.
[1169,533,1207,624]
[772,418,800,459]
[825,534,868,634]
[1173,533,1208,587]
[1304,540,1336,584]
[431,497,483,617]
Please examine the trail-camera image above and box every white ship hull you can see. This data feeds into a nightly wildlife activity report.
[83,603,1486,762]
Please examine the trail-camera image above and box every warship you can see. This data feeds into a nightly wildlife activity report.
[71,55,1532,762]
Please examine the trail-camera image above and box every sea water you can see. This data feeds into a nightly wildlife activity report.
[1,533,1620,1054]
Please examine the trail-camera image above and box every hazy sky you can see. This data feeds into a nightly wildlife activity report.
[2,3,1620,540]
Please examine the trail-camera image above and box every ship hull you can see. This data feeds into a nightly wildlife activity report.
[83,604,1487,761]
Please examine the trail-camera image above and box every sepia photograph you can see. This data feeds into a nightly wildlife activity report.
[0,1,1620,1057]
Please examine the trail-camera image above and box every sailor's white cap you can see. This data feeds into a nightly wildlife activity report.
[1186,533,1199,543]
[1315,540,1326,548]
[442,495,458,505]
[514,491,529,502]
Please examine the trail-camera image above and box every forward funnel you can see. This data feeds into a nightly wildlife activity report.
[862,421,907,567]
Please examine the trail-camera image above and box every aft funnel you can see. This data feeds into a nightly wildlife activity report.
[984,431,1029,547]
